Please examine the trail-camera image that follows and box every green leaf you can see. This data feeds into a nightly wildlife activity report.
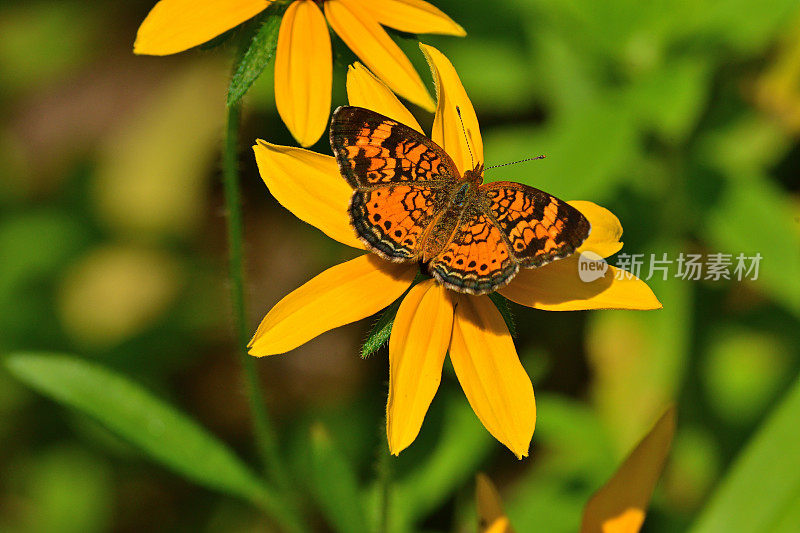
[362,296,403,358]
[4,353,266,502]
[308,424,368,533]
[690,373,800,533]
[227,8,283,108]
[488,292,517,337]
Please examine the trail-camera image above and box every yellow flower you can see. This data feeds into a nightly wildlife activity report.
[250,44,662,458]
[134,0,465,146]
[477,407,676,533]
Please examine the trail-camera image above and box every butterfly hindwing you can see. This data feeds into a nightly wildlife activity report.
[331,106,459,187]
[349,184,448,261]
[428,209,519,293]
[481,182,591,267]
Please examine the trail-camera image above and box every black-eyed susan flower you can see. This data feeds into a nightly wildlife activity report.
[134,0,465,146]
[249,44,662,458]
[476,407,675,533]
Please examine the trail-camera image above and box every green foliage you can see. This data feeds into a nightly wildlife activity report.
[382,393,494,531]
[703,171,800,318]
[308,424,369,533]
[624,57,711,142]
[691,375,800,533]
[505,394,615,532]
[488,292,517,338]
[4,353,266,503]
[13,446,112,533]
[362,297,403,358]
[227,7,284,108]
[483,100,638,200]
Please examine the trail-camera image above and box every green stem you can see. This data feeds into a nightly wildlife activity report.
[377,431,393,533]
[222,103,300,528]
[250,488,306,533]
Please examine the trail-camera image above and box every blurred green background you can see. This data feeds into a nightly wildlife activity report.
[1,0,799,531]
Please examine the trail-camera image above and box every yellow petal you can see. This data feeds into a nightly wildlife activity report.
[449,295,535,459]
[387,280,453,455]
[420,44,483,174]
[325,0,434,111]
[253,140,363,249]
[485,518,514,533]
[476,474,516,533]
[571,201,624,258]
[358,0,466,36]
[275,0,332,147]
[249,254,416,356]
[346,62,423,133]
[580,407,676,533]
[593,509,646,533]
[499,257,662,311]
[134,0,269,55]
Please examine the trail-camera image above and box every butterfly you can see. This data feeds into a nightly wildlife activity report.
[330,106,591,295]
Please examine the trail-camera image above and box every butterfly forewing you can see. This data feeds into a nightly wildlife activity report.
[330,106,459,187]
[331,106,459,261]
[481,182,591,267]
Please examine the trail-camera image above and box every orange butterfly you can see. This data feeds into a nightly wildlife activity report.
[330,106,591,294]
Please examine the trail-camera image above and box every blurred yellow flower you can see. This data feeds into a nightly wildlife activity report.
[477,407,676,533]
[134,0,465,146]
[754,14,800,133]
[250,44,662,458]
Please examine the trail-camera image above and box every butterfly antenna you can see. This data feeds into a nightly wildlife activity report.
[455,106,475,169]
[485,155,546,170]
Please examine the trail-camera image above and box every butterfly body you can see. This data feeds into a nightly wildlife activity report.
[331,106,591,295]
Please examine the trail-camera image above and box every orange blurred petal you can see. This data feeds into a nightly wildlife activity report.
[449,295,535,459]
[597,509,646,533]
[346,62,424,133]
[275,0,332,146]
[249,254,416,356]
[134,0,269,55]
[387,280,453,455]
[476,474,516,533]
[325,0,434,111]
[358,0,466,36]
[485,518,514,533]
[253,140,363,249]
[581,407,676,533]
[420,44,483,174]
[571,201,624,258]
[499,257,662,311]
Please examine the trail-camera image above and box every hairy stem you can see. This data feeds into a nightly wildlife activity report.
[377,428,393,533]
[222,103,301,530]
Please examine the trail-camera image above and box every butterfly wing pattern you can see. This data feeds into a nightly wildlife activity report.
[330,106,592,294]
[348,185,446,260]
[427,209,519,294]
[331,106,458,261]
[482,182,591,267]
[330,106,458,188]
